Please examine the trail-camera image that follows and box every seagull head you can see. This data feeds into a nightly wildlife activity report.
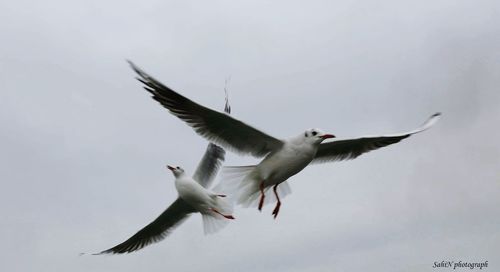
[303,129,335,144]
[167,165,185,178]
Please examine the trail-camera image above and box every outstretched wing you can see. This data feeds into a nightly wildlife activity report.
[193,143,226,188]
[128,61,283,157]
[313,113,441,163]
[96,198,195,254]
[192,91,231,187]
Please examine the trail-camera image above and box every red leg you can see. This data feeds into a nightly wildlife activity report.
[258,182,265,211]
[271,184,281,219]
[211,208,235,220]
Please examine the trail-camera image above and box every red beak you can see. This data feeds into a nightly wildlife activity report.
[167,165,175,171]
[320,134,336,139]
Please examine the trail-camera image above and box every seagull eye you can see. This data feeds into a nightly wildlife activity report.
[176,167,180,169]
[312,131,317,136]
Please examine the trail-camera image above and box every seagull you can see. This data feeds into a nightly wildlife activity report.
[95,89,234,255]
[128,61,441,219]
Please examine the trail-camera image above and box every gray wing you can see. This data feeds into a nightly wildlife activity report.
[192,92,230,187]
[128,61,283,157]
[313,113,441,163]
[96,198,196,254]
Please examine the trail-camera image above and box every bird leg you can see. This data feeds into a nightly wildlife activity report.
[210,208,235,220]
[258,181,265,211]
[271,184,281,219]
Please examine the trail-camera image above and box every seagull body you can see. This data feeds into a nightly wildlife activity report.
[95,92,233,255]
[218,130,334,217]
[171,165,233,221]
[258,135,319,184]
[128,61,441,218]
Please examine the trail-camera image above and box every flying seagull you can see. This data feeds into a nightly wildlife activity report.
[95,88,234,255]
[128,61,441,219]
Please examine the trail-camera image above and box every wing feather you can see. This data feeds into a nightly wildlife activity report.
[192,91,231,187]
[313,113,441,163]
[128,61,283,157]
[97,198,195,254]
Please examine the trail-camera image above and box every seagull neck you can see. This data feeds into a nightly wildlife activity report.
[174,172,187,179]
[289,135,321,147]
[288,135,306,145]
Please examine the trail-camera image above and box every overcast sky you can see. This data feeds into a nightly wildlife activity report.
[1,0,499,271]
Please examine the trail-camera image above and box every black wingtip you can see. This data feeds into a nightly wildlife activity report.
[127,60,142,75]
[91,249,115,256]
[126,59,137,72]
[224,77,231,114]
[126,59,135,67]
[432,112,442,117]
[78,250,109,256]
[127,60,149,80]
[224,92,231,114]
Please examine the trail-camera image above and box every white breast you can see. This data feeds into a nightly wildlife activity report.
[257,141,317,185]
[175,176,212,212]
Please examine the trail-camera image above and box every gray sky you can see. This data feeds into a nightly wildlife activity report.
[1,0,499,271]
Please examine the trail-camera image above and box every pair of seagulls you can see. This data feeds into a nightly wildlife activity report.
[97,61,441,254]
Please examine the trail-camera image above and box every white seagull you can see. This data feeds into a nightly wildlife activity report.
[96,91,234,255]
[128,61,441,219]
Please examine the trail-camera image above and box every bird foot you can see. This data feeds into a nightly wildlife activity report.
[258,182,265,211]
[258,195,265,211]
[211,208,235,220]
[271,202,281,219]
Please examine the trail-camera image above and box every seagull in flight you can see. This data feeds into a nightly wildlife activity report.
[128,61,441,219]
[95,89,234,255]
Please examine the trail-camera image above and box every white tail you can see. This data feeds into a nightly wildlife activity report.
[215,165,292,209]
[202,213,229,235]
[202,195,234,235]
[214,165,256,204]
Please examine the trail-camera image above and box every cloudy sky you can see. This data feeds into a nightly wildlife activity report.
[1,0,499,271]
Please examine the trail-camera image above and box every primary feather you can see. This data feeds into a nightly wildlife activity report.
[95,72,233,254]
[128,61,284,157]
[313,113,441,163]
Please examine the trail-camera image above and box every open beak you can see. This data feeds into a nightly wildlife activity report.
[320,134,336,139]
[167,165,175,171]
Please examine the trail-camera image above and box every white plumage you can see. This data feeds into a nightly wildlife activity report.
[128,61,441,219]
[171,165,234,235]
[95,87,233,255]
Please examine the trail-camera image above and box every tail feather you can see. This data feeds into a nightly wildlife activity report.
[220,165,255,179]
[201,196,234,235]
[202,214,229,235]
[214,165,256,204]
[215,165,292,209]
[213,194,233,215]
[240,180,292,208]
